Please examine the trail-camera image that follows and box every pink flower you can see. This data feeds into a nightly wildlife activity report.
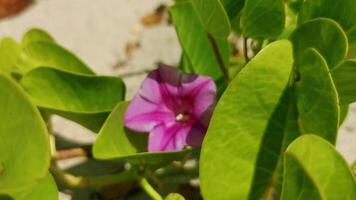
[124,65,217,152]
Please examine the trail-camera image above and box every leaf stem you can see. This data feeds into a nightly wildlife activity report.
[243,37,250,62]
[50,164,139,189]
[139,177,163,200]
[53,147,92,160]
[207,34,230,83]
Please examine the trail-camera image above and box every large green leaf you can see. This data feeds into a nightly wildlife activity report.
[281,135,356,200]
[93,102,193,166]
[20,67,125,132]
[0,74,50,191]
[290,18,348,68]
[170,1,230,80]
[296,49,339,143]
[248,88,296,200]
[17,41,94,75]
[298,0,356,32]
[21,28,55,47]
[6,173,58,200]
[0,37,21,76]
[200,40,293,200]
[332,60,356,105]
[241,0,285,39]
[189,0,231,38]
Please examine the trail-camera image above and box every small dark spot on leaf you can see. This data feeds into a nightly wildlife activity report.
[295,71,301,82]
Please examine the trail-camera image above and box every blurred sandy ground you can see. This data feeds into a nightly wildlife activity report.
[0,0,354,199]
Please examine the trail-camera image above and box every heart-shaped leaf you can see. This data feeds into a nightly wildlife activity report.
[22,28,55,47]
[20,67,125,132]
[296,48,339,143]
[281,135,356,200]
[189,0,231,38]
[241,0,285,39]
[17,41,94,75]
[5,173,58,200]
[298,0,356,32]
[332,60,356,105]
[0,37,21,76]
[93,102,193,166]
[221,0,244,21]
[200,40,293,200]
[170,1,230,80]
[0,74,50,191]
[290,18,348,68]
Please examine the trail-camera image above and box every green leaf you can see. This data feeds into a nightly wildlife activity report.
[347,26,356,58]
[22,28,55,47]
[241,0,285,39]
[248,88,296,200]
[281,135,356,200]
[20,67,125,132]
[48,110,109,133]
[296,48,339,143]
[340,105,349,125]
[6,173,58,200]
[200,40,293,200]
[278,1,299,39]
[0,74,50,191]
[178,53,193,73]
[298,0,356,32]
[93,102,193,166]
[290,18,348,68]
[165,193,185,200]
[170,1,230,80]
[349,26,356,46]
[0,37,21,76]
[17,42,94,75]
[189,0,231,38]
[332,60,356,105]
[221,0,244,20]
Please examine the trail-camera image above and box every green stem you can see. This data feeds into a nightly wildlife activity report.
[50,164,139,189]
[139,177,163,200]
[207,34,230,83]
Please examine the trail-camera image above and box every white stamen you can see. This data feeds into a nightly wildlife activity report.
[176,113,184,121]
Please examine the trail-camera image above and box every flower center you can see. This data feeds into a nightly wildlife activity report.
[175,112,192,123]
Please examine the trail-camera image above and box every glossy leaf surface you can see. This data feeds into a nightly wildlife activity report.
[0,74,50,191]
[170,1,230,80]
[282,135,356,200]
[200,40,293,200]
[290,18,348,68]
[241,0,285,39]
[296,49,339,143]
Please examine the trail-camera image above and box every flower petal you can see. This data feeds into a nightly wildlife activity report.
[185,122,206,147]
[124,95,175,132]
[148,122,206,152]
[138,70,163,104]
[148,123,189,152]
[138,65,182,110]
[181,75,217,127]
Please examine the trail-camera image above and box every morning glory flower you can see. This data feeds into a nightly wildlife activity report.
[124,65,217,152]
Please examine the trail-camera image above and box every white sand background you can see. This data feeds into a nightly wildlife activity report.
[0,0,354,199]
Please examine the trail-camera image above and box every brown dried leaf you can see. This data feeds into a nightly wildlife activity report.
[141,4,166,27]
[0,0,32,19]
